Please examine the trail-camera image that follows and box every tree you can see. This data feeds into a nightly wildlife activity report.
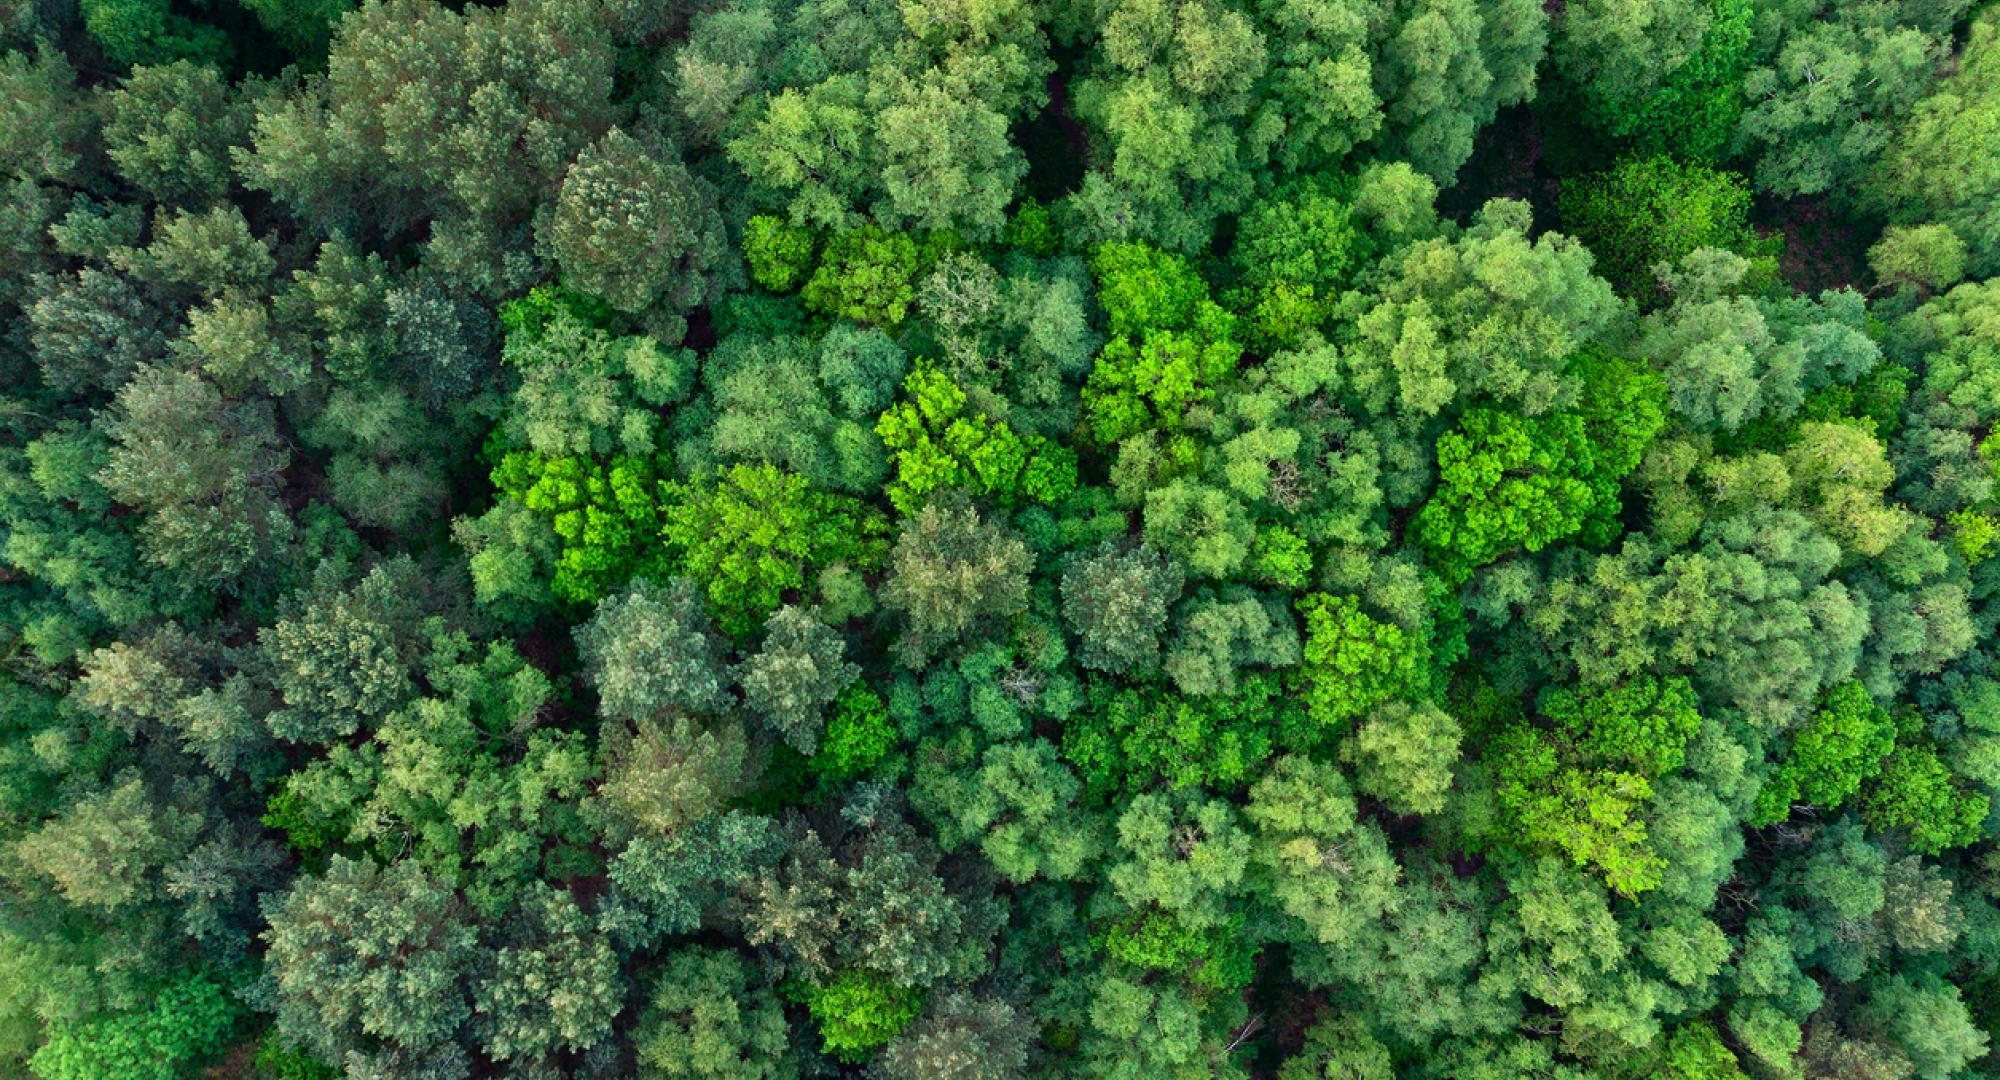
[743,215,816,292]
[474,452,658,611]
[1082,331,1240,447]
[1277,1014,1394,1080]
[1859,746,1988,855]
[27,268,169,397]
[277,633,595,917]
[498,301,696,459]
[574,577,733,721]
[1487,724,1665,897]
[10,774,196,913]
[1538,675,1703,778]
[1061,543,1184,675]
[875,366,1077,513]
[237,0,620,296]
[1783,421,1916,557]
[1340,199,1619,418]
[1243,755,1400,951]
[801,225,922,325]
[795,969,923,1064]
[100,61,251,206]
[98,366,291,589]
[1347,701,1462,816]
[1854,974,1990,1080]
[1063,674,1302,795]
[1559,156,1769,302]
[1865,7,2000,276]
[593,715,753,846]
[1552,0,1742,158]
[542,128,725,340]
[79,0,228,68]
[235,0,352,57]
[1868,224,1966,294]
[257,559,435,745]
[1161,588,1301,698]
[738,605,858,754]
[1141,481,1255,581]
[1411,407,1603,581]
[1735,4,1957,201]
[1640,251,1879,434]
[602,812,785,951]
[1752,681,1895,825]
[684,327,896,496]
[1292,594,1424,727]
[1105,790,1251,932]
[634,947,796,1080]
[471,884,620,1065]
[873,73,1026,237]
[255,857,481,1075]
[877,991,1032,1080]
[811,685,897,781]
[662,463,888,635]
[1063,0,1540,250]
[27,972,237,1080]
[880,502,1031,667]
[913,737,1103,883]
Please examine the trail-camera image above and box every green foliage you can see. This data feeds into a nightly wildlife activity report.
[498,282,613,341]
[234,0,351,58]
[1061,543,1185,675]
[739,605,859,754]
[802,226,922,325]
[99,365,291,589]
[661,463,889,634]
[250,1037,340,1080]
[876,366,1077,513]
[472,883,620,1062]
[80,0,228,68]
[635,948,794,1079]
[499,306,696,459]
[1539,675,1703,778]
[1412,407,1603,581]
[255,857,481,1071]
[1656,1021,1747,1080]
[101,61,251,205]
[1949,510,1999,567]
[1736,2,1958,201]
[1860,746,1989,856]
[1753,681,1896,826]
[881,501,1032,667]
[28,972,237,1080]
[1348,701,1462,816]
[1089,242,1229,339]
[1866,7,2000,276]
[1063,673,1304,796]
[11,6,2000,1078]
[575,577,732,721]
[492,449,672,607]
[544,128,724,336]
[1488,725,1665,898]
[1560,156,1770,302]
[795,969,924,1064]
[1277,1015,1393,1080]
[744,215,817,293]
[1293,594,1423,727]
[1870,224,1967,294]
[1082,330,1242,446]
[812,685,896,781]
[1140,481,1255,581]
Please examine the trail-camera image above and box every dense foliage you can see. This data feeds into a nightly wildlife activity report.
[2,0,1998,1077]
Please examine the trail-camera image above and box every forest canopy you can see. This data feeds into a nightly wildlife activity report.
[1,0,1999,1077]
